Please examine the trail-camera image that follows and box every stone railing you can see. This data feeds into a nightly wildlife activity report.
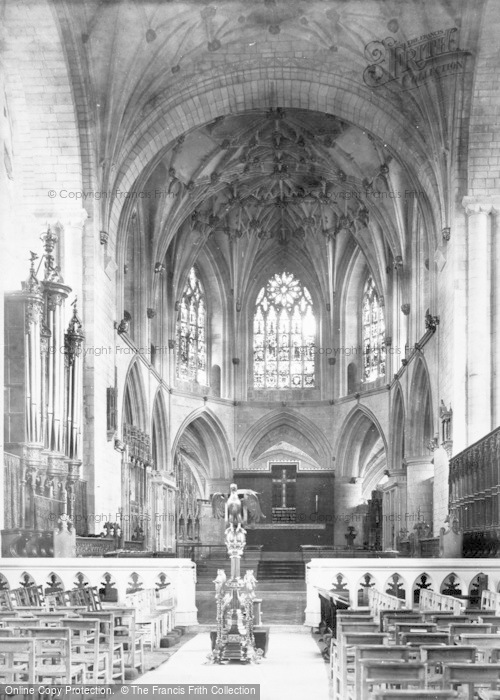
[0,557,197,626]
[304,559,500,627]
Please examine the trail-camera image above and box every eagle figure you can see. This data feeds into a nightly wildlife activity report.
[211,483,265,530]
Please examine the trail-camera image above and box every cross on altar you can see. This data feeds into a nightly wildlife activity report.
[272,466,296,508]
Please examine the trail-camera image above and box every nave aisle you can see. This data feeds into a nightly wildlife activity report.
[138,630,332,700]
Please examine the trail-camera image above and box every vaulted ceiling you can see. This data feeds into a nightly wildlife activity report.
[46,0,480,296]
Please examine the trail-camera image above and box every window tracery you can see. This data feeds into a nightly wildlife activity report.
[177,267,207,384]
[362,276,386,381]
[253,271,315,389]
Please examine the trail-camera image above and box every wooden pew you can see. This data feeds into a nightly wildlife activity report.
[481,590,500,615]
[419,645,476,688]
[358,660,426,700]
[419,590,464,615]
[0,639,36,683]
[443,662,500,700]
[448,622,492,641]
[394,623,437,644]
[369,589,406,622]
[1,616,40,628]
[477,615,500,630]
[400,632,449,648]
[460,634,500,662]
[381,612,424,633]
[350,646,411,700]
[332,631,389,699]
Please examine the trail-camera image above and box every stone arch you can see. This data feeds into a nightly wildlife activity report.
[237,408,332,470]
[19,572,36,588]
[45,572,64,593]
[384,573,406,601]
[440,572,464,597]
[357,573,376,607]
[412,572,433,605]
[172,407,233,483]
[122,359,148,432]
[407,356,434,456]
[336,405,388,484]
[127,572,144,595]
[468,572,488,608]
[100,573,118,603]
[74,572,90,589]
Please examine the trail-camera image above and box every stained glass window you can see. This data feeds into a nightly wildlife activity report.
[362,276,386,382]
[177,267,207,384]
[253,271,315,389]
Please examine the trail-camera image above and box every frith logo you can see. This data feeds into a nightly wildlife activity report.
[363,27,467,90]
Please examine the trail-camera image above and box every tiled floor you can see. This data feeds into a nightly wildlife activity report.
[137,630,333,700]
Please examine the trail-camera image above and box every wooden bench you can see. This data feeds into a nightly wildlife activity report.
[419,645,476,688]
[448,622,492,641]
[443,662,500,700]
[394,623,437,644]
[331,631,389,698]
[481,591,500,615]
[349,646,411,700]
[419,590,464,615]
[359,660,426,700]
[400,632,449,648]
[460,634,500,662]
[369,589,406,621]
[381,612,424,632]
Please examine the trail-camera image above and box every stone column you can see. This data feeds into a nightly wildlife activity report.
[462,197,493,444]
[405,457,434,529]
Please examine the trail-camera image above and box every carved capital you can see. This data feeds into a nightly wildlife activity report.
[462,195,499,216]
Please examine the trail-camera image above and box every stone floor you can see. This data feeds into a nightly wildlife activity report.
[136,629,333,700]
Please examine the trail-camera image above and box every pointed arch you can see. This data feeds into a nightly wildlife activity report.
[237,408,332,469]
[122,358,148,431]
[336,405,388,483]
[407,356,434,456]
[171,407,233,481]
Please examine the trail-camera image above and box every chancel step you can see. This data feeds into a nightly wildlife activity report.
[257,561,305,580]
